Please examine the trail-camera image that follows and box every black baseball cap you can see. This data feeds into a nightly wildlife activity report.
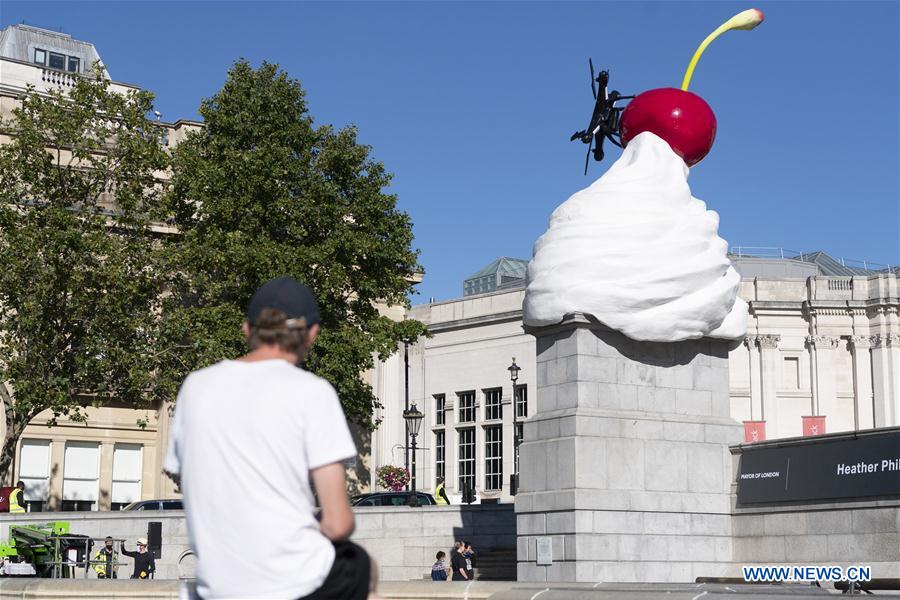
[246,276,321,327]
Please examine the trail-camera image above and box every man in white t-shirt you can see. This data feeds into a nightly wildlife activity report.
[165,276,376,599]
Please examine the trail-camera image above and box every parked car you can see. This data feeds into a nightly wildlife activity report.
[350,491,436,507]
[120,499,183,511]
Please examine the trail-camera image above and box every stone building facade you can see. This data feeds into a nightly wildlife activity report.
[369,263,899,505]
[0,24,200,510]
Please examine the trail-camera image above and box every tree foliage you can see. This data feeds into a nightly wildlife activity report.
[0,68,170,480]
[161,60,425,428]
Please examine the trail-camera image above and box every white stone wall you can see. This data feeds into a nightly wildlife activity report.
[0,505,515,583]
[732,502,900,579]
[0,511,190,580]
[353,504,516,581]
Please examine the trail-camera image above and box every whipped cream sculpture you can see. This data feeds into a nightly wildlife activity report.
[524,9,764,342]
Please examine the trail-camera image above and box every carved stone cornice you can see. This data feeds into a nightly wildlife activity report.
[815,308,852,316]
[871,333,900,349]
[806,335,839,350]
[847,335,872,350]
[757,334,781,350]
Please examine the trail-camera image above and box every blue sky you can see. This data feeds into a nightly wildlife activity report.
[3,1,898,303]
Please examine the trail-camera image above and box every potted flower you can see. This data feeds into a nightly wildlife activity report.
[376,465,410,491]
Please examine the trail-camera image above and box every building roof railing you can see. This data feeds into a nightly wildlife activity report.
[729,246,894,273]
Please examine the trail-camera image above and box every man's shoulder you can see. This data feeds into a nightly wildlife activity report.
[269,364,336,396]
[182,360,232,385]
[179,361,338,411]
[184,360,329,386]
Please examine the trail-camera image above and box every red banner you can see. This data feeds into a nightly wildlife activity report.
[743,420,766,443]
[802,415,826,436]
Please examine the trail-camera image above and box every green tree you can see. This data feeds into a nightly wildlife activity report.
[0,67,170,480]
[162,60,425,428]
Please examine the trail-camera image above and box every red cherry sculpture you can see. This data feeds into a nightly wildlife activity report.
[620,88,717,167]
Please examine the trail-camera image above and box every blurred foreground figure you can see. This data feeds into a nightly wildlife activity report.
[166,277,378,599]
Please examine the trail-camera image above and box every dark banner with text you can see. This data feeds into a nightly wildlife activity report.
[736,430,900,504]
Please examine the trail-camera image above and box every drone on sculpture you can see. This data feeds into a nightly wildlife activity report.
[570,8,765,174]
[569,60,633,175]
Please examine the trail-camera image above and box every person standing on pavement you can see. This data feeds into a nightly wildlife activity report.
[8,481,25,514]
[430,551,448,581]
[463,541,476,581]
[121,538,155,579]
[450,542,469,581]
[165,276,378,599]
[434,477,450,505]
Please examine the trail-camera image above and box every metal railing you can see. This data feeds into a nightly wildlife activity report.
[834,256,893,272]
[729,247,893,272]
[730,246,808,260]
[43,535,127,579]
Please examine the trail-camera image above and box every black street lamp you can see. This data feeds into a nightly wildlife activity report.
[403,402,425,507]
[508,357,521,495]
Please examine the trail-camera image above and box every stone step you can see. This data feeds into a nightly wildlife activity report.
[473,548,517,582]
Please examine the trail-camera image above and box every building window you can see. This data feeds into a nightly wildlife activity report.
[62,441,99,512]
[782,357,800,389]
[111,444,142,512]
[33,48,46,65]
[484,388,502,421]
[67,56,80,73]
[19,439,51,513]
[515,385,528,419]
[458,428,475,493]
[435,430,445,482]
[458,391,475,423]
[485,426,502,491]
[61,500,94,511]
[48,52,66,70]
[435,394,446,426]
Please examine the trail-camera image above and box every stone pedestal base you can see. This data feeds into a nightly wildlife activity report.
[515,314,742,582]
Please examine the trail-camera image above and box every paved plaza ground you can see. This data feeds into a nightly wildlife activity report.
[1,579,897,599]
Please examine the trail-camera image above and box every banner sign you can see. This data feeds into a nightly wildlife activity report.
[736,430,900,504]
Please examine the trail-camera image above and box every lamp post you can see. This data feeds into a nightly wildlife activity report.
[403,402,424,507]
[508,357,521,495]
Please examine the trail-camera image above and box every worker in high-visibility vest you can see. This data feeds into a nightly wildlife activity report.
[8,481,25,514]
[434,477,450,505]
[93,537,119,579]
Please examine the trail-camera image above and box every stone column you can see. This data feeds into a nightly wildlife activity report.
[48,440,65,511]
[848,336,874,430]
[757,335,781,424]
[98,441,115,511]
[505,382,516,498]
[744,336,762,421]
[372,351,402,488]
[871,333,900,427]
[806,335,839,424]
[153,400,174,497]
[445,392,458,496]
[516,314,741,583]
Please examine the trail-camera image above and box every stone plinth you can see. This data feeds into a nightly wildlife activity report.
[515,313,742,582]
